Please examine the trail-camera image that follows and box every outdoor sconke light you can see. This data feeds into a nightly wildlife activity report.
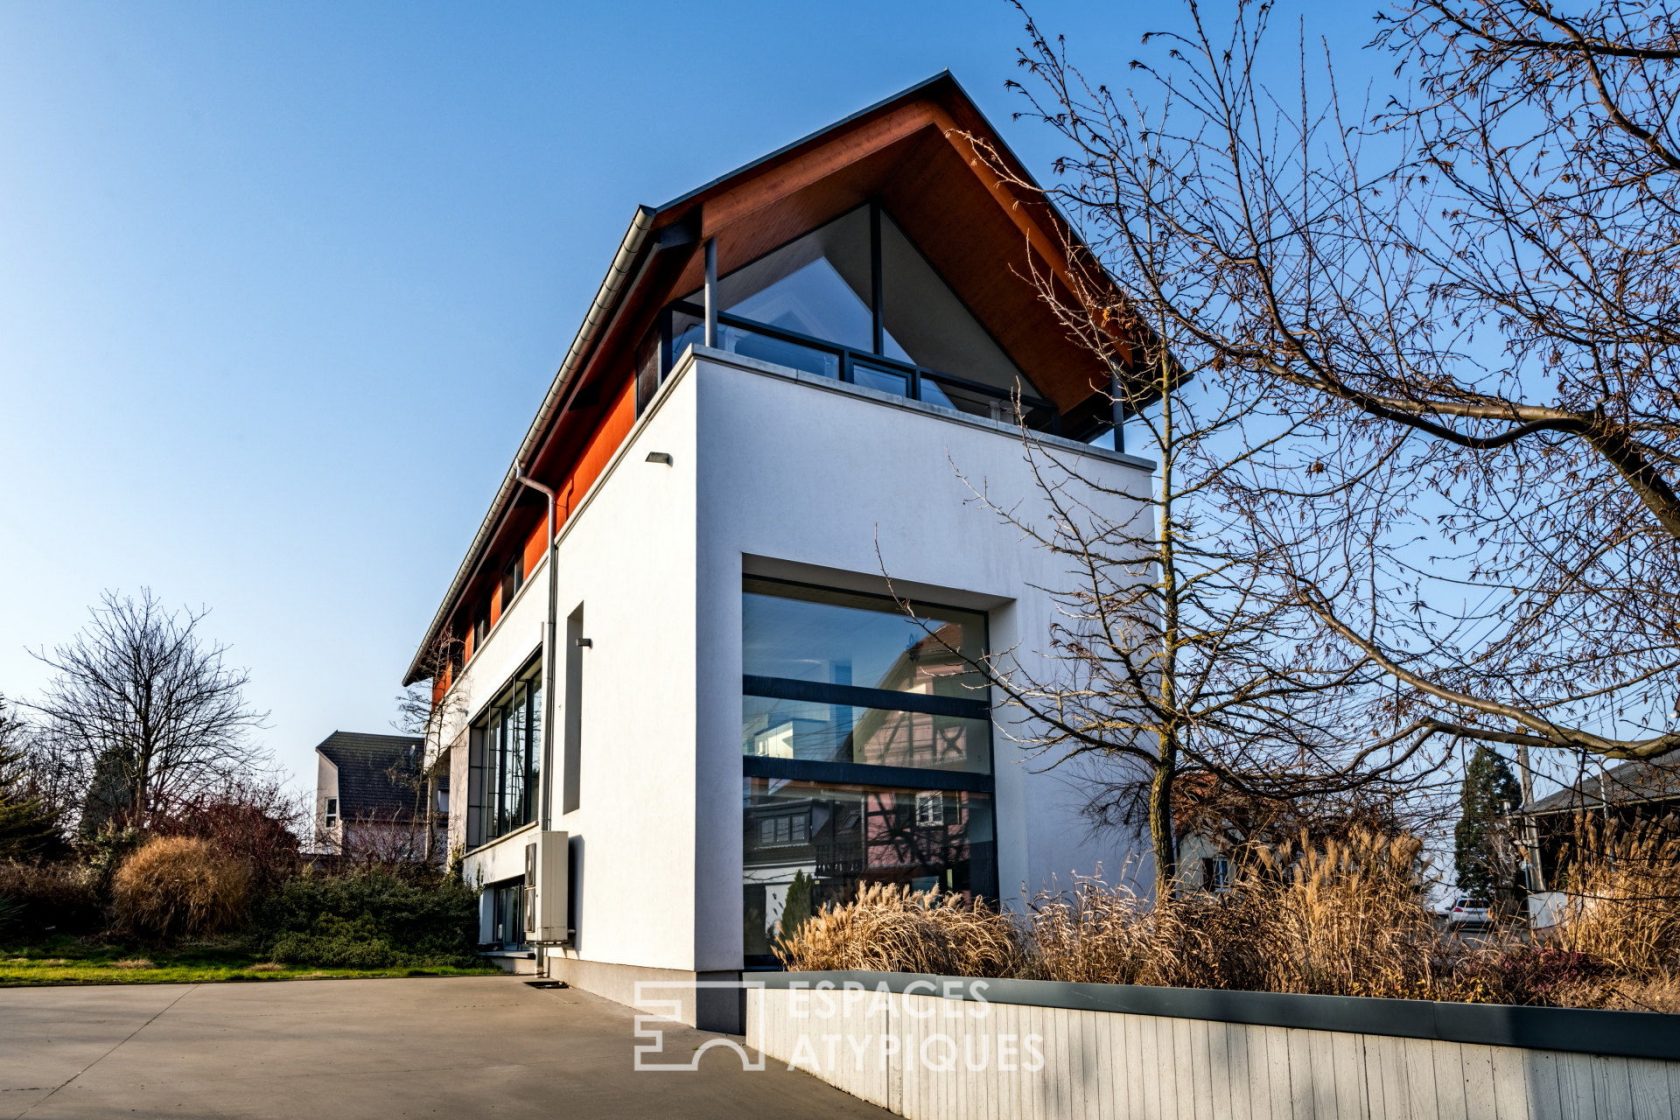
[575,637,593,649]
[645,451,674,466]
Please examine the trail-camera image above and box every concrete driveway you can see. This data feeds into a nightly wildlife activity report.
[0,975,890,1119]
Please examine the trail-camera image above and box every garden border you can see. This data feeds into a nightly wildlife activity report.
[756,971,1680,1061]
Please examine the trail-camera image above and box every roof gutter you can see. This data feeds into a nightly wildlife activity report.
[402,205,657,685]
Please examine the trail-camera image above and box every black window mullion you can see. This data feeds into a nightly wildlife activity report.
[870,200,884,355]
[743,754,991,794]
[743,673,988,721]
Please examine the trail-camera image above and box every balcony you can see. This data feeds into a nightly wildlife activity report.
[635,203,1117,447]
[662,301,1064,435]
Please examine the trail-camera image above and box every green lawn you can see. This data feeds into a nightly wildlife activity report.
[0,938,501,986]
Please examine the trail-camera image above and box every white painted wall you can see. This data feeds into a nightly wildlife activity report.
[454,361,700,971]
[314,752,340,853]
[691,349,1152,970]
[448,345,1152,977]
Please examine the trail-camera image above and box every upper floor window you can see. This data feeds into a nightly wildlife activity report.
[740,577,993,776]
[652,203,1086,440]
[502,556,523,609]
[717,206,875,352]
[467,657,543,847]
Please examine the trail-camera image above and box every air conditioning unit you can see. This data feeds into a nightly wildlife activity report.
[522,830,570,944]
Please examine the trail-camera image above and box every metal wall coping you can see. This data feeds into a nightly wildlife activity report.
[754,970,1680,1062]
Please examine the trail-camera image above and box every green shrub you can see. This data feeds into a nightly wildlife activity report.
[259,869,477,968]
[271,915,401,969]
[0,860,101,939]
[112,836,252,943]
[80,828,144,895]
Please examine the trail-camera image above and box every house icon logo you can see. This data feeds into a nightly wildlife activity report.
[631,980,766,1072]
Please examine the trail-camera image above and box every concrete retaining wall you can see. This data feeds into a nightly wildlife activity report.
[747,972,1680,1119]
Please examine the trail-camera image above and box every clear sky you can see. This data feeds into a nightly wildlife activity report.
[0,1,1380,794]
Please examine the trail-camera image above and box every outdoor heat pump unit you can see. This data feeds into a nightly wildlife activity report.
[522,830,570,945]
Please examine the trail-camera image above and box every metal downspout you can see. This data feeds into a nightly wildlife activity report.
[514,469,558,977]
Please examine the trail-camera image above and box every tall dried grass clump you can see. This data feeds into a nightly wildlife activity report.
[1552,822,1680,975]
[1030,830,1439,997]
[1029,877,1266,989]
[0,860,101,937]
[1254,829,1443,999]
[774,882,1027,977]
[1029,877,1155,984]
[777,831,1439,998]
[113,836,251,942]
[764,826,1680,1011]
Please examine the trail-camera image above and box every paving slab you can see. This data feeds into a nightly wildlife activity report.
[0,976,890,1119]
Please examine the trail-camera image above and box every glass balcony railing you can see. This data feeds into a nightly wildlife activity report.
[663,301,1066,437]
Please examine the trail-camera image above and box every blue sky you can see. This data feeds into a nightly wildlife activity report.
[0,1,1380,793]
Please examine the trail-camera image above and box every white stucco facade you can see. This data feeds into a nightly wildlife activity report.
[438,345,1153,998]
[314,752,341,854]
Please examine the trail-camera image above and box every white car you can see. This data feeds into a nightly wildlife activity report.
[1446,896,1492,926]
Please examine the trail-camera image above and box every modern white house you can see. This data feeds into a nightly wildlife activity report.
[403,73,1155,1028]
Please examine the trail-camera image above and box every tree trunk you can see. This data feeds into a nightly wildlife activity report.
[1149,739,1178,897]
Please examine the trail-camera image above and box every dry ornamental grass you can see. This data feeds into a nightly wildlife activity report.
[774,881,1028,977]
[112,836,252,943]
[773,827,1680,1011]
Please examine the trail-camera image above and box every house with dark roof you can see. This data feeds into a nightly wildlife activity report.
[1519,754,1680,897]
[312,731,445,862]
[403,73,1158,1027]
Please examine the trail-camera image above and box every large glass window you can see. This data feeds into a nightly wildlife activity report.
[743,778,996,959]
[742,579,987,697]
[743,696,989,773]
[741,578,996,962]
[878,214,1025,394]
[468,657,542,847]
[716,208,874,351]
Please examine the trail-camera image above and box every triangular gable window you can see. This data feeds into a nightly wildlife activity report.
[719,207,874,352]
[878,213,1026,395]
[662,203,1061,431]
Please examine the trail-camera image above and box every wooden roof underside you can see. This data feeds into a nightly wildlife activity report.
[646,83,1134,415]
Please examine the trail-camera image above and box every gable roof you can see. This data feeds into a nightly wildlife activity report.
[315,731,424,820]
[1524,754,1680,816]
[403,71,1150,686]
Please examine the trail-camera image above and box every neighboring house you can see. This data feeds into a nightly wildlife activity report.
[1170,771,1403,894]
[313,731,445,862]
[1517,754,1680,925]
[404,72,1156,1028]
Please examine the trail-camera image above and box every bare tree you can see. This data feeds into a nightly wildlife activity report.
[28,589,269,833]
[915,299,1441,895]
[996,0,1680,771]
[393,634,466,864]
[0,693,68,860]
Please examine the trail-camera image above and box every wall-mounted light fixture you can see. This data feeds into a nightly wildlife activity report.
[645,451,674,466]
[574,637,593,649]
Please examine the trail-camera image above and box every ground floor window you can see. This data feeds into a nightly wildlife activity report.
[743,778,996,959]
[484,879,527,951]
[740,577,996,963]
